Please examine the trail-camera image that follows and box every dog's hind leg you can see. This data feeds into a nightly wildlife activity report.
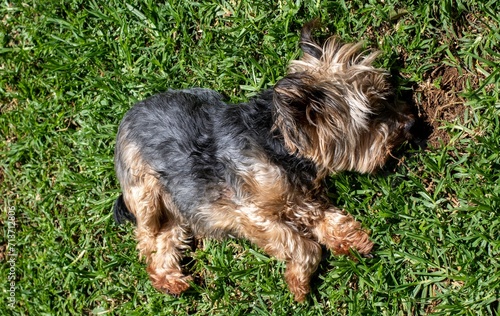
[147,191,192,295]
[146,219,192,295]
[123,174,192,295]
[116,141,192,295]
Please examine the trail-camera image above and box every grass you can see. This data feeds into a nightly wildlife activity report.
[1,0,499,314]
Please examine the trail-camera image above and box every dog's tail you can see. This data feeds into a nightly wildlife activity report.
[113,195,137,225]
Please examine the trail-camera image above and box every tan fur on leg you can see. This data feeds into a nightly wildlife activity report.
[192,199,322,302]
[238,213,321,302]
[147,222,192,295]
[117,142,192,294]
[312,208,373,256]
[122,174,163,260]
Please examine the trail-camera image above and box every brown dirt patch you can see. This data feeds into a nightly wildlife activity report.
[413,65,475,148]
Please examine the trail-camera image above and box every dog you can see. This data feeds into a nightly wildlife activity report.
[113,21,414,302]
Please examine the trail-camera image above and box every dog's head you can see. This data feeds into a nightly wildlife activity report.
[273,22,413,175]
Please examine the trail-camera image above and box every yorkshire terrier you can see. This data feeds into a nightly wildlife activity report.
[113,21,414,302]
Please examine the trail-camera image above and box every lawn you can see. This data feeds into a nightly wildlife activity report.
[1,0,499,315]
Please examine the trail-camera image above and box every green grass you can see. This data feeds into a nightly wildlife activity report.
[1,0,499,315]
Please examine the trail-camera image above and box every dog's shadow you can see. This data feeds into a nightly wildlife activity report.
[391,55,433,146]
[379,59,434,174]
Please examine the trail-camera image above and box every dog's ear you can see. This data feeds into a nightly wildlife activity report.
[273,73,313,153]
[299,20,323,60]
[273,72,326,125]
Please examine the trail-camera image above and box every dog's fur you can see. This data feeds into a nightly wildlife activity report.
[113,22,413,302]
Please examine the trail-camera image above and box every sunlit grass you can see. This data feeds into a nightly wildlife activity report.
[1,0,499,314]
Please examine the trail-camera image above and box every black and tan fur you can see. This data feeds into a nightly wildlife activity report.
[113,22,413,301]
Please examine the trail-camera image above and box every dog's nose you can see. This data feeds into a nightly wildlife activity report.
[398,114,415,137]
[404,116,415,133]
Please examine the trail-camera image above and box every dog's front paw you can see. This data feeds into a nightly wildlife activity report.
[313,210,373,256]
[147,267,192,295]
[328,223,373,256]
